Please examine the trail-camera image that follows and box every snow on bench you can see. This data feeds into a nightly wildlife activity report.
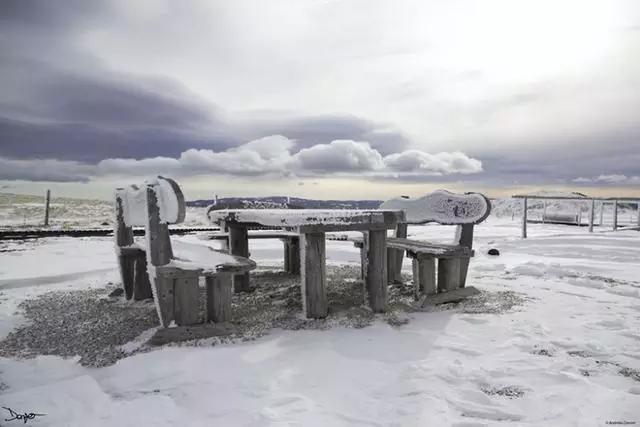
[114,176,255,328]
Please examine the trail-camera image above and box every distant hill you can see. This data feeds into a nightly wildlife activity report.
[188,196,383,210]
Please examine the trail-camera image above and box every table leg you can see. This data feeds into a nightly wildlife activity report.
[228,224,250,292]
[366,229,387,312]
[300,232,328,318]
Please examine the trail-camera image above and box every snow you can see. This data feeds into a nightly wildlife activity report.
[118,178,182,227]
[169,240,254,274]
[1,212,640,425]
[207,208,393,227]
[380,190,490,224]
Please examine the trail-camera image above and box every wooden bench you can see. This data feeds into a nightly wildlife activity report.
[352,190,491,303]
[115,176,256,327]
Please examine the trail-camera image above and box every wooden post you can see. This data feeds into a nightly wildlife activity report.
[391,223,407,283]
[300,232,328,318]
[637,201,640,228]
[283,239,291,272]
[412,258,436,298]
[132,252,153,300]
[228,225,250,292]
[599,201,604,225]
[173,274,201,326]
[44,189,51,226]
[438,259,461,292]
[521,197,528,239]
[456,224,474,287]
[588,199,595,233]
[115,193,135,300]
[146,185,175,327]
[206,275,232,322]
[542,200,547,223]
[360,232,369,280]
[613,200,618,230]
[366,229,387,312]
[288,236,300,274]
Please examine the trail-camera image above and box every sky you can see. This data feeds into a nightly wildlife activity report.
[1,0,639,201]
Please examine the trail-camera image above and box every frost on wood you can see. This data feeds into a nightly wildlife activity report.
[380,190,491,225]
[208,209,390,227]
[119,177,184,227]
[169,241,256,274]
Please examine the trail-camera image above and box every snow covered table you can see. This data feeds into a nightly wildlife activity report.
[207,209,405,318]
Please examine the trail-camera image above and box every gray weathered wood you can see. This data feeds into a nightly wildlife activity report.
[438,258,461,292]
[637,201,640,227]
[146,185,175,326]
[599,201,604,225]
[288,236,300,274]
[422,286,480,306]
[412,258,436,298]
[206,275,232,323]
[521,197,528,239]
[228,224,250,292]
[150,323,234,345]
[392,223,408,282]
[115,193,135,299]
[132,252,153,300]
[366,229,387,312]
[588,199,595,233]
[283,239,291,272]
[456,224,474,287]
[173,275,201,326]
[360,232,369,280]
[613,200,618,230]
[300,232,328,318]
[44,189,51,226]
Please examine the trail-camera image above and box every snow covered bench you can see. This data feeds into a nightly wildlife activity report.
[352,190,491,303]
[114,177,256,327]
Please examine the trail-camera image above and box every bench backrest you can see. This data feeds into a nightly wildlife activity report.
[114,176,186,267]
[380,190,491,226]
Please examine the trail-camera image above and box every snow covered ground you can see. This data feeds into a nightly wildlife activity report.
[0,215,639,426]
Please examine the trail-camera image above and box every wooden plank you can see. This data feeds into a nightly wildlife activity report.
[206,275,232,323]
[456,224,474,287]
[588,199,595,233]
[613,200,618,230]
[44,189,51,226]
[360,232,368,280]
[300,232,328,318]
[228,224,250,292]
[296,222,393,233]
[149,323,234,346]
[283,239,291,272]
[155,276,175,327]
[380,191,491,225]
[387,246,396,284]
[438,258,461,293]
[366,229,387,312]
[173,275,201,326]
[422,286,480,306]
[413,258,436,298]
[521,197,528,239]
[388,238,473,257]
[115,193,136,299]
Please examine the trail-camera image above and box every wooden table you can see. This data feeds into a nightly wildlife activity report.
[207,209,405,318]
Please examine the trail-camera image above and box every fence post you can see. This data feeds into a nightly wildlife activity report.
[521,197,528,239]
[612,200,618,230]
[588,199,595,233]
[599,201,604,225]
[44,189,51,227]
[637,201,640,229]
[542,200,547,223]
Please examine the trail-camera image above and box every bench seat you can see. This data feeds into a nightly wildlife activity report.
[199,230,299,240]
[350,236,473,259]
[168,241,256,275]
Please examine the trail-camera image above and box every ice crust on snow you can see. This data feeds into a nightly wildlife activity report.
[380,190,489,224]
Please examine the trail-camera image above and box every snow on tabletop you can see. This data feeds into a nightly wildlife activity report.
[207,209,398,227]
[380,190,489,224]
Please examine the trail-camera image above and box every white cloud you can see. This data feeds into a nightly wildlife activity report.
[383,150,483,175]
[1,135,484,182]
[572,174,640,184]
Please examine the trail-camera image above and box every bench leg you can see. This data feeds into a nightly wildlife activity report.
[288,237,300,275]
[437,259,461,293]
[459,257,471,288]
[153,274,175,327]
[206,275,232,323]
[412,258,436,299]
[392,223,408,283]
[360,233,369,280]
[366,229,387,312]
[229,225,251,293]
[300,232,328,318]
[283,239,291,272]
[118,254,136,300]
[132,253,153,300]
[173,275,201,326]
[387,247,397,284]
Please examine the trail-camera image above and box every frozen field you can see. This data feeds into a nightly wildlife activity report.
[0,215,639,426]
